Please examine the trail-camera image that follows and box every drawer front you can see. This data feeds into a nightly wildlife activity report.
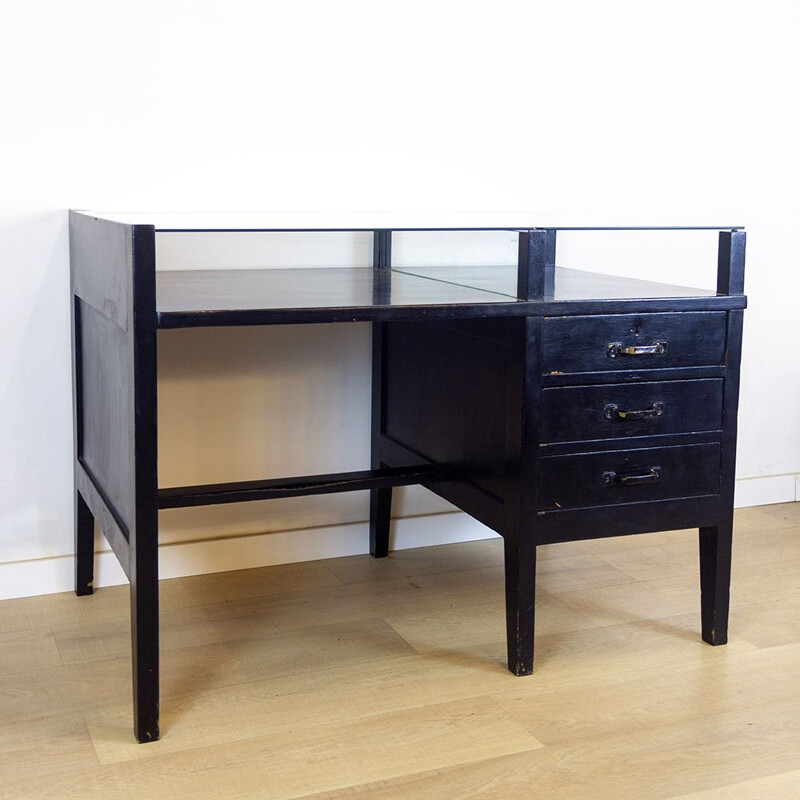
[542,312,726,374]
[538,444,721,510]
[539,379,723,443]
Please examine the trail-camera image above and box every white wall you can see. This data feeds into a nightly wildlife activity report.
[1,0,798,599]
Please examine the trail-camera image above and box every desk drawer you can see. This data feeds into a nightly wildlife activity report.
[539,379,723,443]
[542,312,726,374]
[538,443,721,510]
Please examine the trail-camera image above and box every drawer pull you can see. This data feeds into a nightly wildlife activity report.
[607,341,668,358]
[602,466,662,486]
[604,401,665,421]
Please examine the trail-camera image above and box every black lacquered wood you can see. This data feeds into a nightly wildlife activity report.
[697,232,746,648]
[383,318,519,534]
[538,443,722,511]
[539,379,723,443]
[75,460,131,576]
[69,214,747,742]
[504,530,537,676]
[71,255,94,597]
[158,466,438,509]
[76,298,137,529]
[129,223,160,744]
[542,312,728,374]
[156,267,513,322]
[158,294,745,328]
[391,265,720,303]
[74,490,95,596]
[535,495,724,545]
[717,231,746,295]
[539,430,723,458]
[700,520,733,645]
[69,213,160,744]
[517,229,556,300]
[370,231,393,558]
[504,316,544,676]
[369,488,392,559]
[156,265,745,329]
[541,365,726,387]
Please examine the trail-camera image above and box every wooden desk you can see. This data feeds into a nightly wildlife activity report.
[69,213,746,742]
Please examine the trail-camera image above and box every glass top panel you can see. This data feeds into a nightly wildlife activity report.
[156,264,715,318]
[78,210,742,232]
[390,265,715,300]
[156,267,517,315]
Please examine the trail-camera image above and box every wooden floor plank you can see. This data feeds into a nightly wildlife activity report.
[10,698,542,800]
[0,711,98,783]
[0,643,237,725]
[595,524,800,582]
[296,698,800,800]
[492,641,800,744]
[54,611,416,674]
[0,503,798,800]
[0,627,63,675]
[745,502,800,528]
[666,768,800,799]
[322,538,504,584]
[730,598,800,649]
[86,650,528,764]
[0,583,130,636]
[157,559,345,609]
[195,564,508,633]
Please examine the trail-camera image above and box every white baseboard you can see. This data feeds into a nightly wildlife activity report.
[734,473,798,508]
[0,512,497,601]
[2,473,797,601]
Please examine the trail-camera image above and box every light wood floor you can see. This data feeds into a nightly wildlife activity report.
[2,503,800,799]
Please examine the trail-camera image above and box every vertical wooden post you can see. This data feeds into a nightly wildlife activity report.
[74,491,95,596]
[130,224,160,742]
[370,230,393,558]
[504,315,543,675]
[504,530,537,674]
[716,230,746,295]
[71,267,95,596]
[700,229,746,647]
[517,228,556,300]
[700,520,733,645]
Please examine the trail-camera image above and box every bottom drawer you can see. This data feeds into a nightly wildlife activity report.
[538,443,721,511]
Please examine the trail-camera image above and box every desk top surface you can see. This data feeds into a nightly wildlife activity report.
[155,265,735,328]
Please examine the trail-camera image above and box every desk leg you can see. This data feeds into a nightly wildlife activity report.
[75,489,95,596]
[130,529,160,743]
[699,518,733,646]
[369,485,392,558]
[504,532,537,675]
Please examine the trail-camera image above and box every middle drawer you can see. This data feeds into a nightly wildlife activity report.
[539,379,723,443]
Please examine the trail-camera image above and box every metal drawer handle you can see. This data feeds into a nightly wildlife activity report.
[604,401,665,421]
[602,466,662,486]
[607,340,668,358]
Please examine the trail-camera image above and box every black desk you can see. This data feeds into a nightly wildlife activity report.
[69,213,746,742]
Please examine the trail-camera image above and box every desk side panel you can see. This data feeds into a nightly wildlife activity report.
[76,299,135,534]
[69,212,139,540]
[381,319,522,535]
[69,211,132,330]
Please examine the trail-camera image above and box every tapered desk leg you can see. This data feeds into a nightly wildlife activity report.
[504,532,537,676]
[369,485,392,558]
[370,230,392,559]
[131,524,160,743]
[75,490,95,596]
[699,518,733,646]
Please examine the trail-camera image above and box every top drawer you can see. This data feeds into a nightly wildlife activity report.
[542,312,727,374]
